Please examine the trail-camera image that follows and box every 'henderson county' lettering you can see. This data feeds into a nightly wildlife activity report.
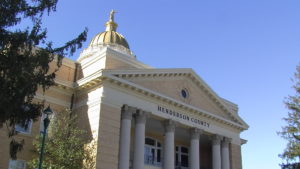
[157,105,210,128]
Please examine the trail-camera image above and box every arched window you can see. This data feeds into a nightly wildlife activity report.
[144,137,162,166]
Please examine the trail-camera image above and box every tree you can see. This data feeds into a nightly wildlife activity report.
[279,64,300,168]
[28,109,96,169]
[0,0,87,158]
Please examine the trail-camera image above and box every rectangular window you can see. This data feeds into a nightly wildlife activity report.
[144,146,154,165]
[15,120,32,134]
[181,154,189,167]
[8,159,26,169]
[175,145,189,168]
[144,138,162,166]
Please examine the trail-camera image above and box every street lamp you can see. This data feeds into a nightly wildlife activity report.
[38,106,53,169]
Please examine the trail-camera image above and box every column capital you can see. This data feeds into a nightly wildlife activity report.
[212,134,223,145]
[190,128,203,140]
[134,109,150,124]
[164,119,176,132]
[121,105,135,120]
[223,137,232,144]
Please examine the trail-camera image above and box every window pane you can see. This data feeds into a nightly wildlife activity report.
[175,146,178,151]
[181,155,189,167]
[145,138,155,146]
[144,147,152,164]
[157,149,161,162]
[15,120,32,134]
[175,153,179,166]
[157,142,161,147]
[144,146,155,165]
[151,148,155,163]
[181,147,188,154]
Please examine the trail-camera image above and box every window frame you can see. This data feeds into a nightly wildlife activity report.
[15,119,32,134]
[175,145,189,169]
[144,137,162,166]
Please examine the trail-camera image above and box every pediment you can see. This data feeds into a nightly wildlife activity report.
[102,69,248,128]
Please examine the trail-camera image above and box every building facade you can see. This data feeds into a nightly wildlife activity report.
[0,11,248,169]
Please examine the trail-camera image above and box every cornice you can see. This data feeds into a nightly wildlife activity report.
[35,93,71,107]
[75,70,104,89]
[54,78,74,91]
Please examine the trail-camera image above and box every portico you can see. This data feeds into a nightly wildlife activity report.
[118,104,236,169]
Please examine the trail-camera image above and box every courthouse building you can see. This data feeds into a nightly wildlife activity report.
[0,11,248,169]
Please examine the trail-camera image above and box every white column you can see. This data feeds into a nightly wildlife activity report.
[118,105,134,169]
[221,137,231,169]
[133,110,148,169]
[212,135,222,169]
[190,128,201,169]
[163,120,176,169]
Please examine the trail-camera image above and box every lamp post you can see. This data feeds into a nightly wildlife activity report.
[38,106,53,169]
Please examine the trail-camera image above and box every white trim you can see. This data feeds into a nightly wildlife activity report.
[49,86,73,96]
[54,78,74,88]
[76,70,103,87]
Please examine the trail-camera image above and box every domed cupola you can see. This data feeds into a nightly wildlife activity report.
[89,10,130,49]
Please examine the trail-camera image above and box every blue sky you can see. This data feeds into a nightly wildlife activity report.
[23,0,300,168]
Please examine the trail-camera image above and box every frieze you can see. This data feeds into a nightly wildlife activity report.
[157,105,210,128]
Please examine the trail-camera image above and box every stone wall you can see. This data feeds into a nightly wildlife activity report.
[230,143,242,169]
[96,104,121,169]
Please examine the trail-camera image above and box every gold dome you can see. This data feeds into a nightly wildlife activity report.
[89,10,130,49]
[89,31,129,49]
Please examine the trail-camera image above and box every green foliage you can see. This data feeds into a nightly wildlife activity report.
[279,65,300,166]
[0,0,87,158]
[28,109,96,169]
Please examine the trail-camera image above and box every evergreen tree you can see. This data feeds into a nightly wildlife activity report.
[0,0,87,158]
[28,109,96,169]
[279,65,300,168]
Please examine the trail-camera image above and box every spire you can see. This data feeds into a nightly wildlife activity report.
[105,10,118,31]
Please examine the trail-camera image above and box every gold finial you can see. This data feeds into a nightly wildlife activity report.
[109,10,116,22]
[105,10,118,31]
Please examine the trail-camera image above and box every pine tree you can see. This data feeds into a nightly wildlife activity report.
[279,65,300,169]
[28,109,96,169]
[0,0,87,158]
